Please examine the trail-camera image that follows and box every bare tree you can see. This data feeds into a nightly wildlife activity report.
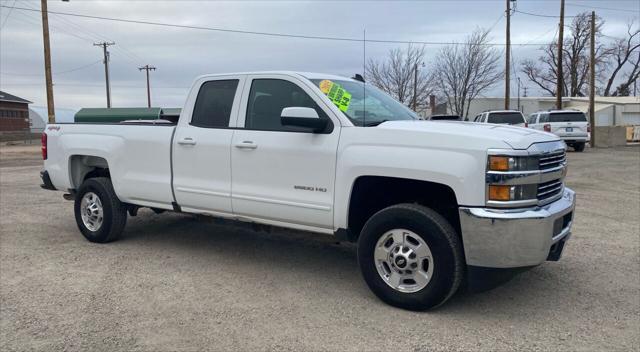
[603,22,640,96]
[432,28,503,118]
[521,13,606,97]
[521,13,639,97]
[365,45,435,111]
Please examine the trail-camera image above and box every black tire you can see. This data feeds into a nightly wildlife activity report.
[357,203,464,311]
[74,177,127,243]
[574,142,585,152]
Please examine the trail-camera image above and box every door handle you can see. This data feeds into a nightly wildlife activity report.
[177,137,196,146]
[234,141,257,150]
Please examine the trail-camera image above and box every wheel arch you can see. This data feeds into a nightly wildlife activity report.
[68,155,111,189]
[344,175,461,241]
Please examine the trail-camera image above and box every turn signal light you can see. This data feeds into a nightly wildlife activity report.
[488,185,511,201]
[488,156,510,171]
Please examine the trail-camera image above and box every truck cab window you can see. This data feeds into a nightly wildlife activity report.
[245,79,327,132]
[191,79,239,128]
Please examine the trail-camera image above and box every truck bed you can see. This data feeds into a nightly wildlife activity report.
[44,123,177,210]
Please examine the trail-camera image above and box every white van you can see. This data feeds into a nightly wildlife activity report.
[528,110,589,152]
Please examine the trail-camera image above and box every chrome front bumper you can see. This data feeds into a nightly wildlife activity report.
[459,188,575,268]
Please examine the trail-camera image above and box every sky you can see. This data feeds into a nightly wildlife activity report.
[0,0,638,110]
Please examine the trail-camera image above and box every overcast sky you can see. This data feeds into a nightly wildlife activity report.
[0,0,638,110]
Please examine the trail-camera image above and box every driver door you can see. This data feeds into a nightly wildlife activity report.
[230,74,341,231]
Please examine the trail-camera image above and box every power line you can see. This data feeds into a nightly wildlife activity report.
[565,2,634,13]
[17,2,145,65]
[0,0,16,29]
[0,82,189,89]
[0,5,550,46]
[0,60,102,76]
[514,9,576,18]
[488,12,505,33]
[515,26,558,47]
[12,6,101,44]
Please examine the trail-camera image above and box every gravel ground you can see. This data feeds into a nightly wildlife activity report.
[1,144,638,351]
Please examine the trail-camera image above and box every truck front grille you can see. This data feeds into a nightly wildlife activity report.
[538,150,566,170]
[537,179,563,202]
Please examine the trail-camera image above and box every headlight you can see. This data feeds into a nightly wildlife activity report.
[488,184,538,202]
[487,155,537,172]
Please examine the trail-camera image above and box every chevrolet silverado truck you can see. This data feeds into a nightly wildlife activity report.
[40,72,575,310]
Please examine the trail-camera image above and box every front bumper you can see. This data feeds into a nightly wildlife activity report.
[459,187,575,268]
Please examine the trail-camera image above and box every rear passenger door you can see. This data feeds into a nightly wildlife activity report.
[172,75,245,215]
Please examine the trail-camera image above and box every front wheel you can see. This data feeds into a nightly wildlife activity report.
[74,177,127,243]
[357,204,464,311]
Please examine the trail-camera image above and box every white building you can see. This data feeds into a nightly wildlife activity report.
[460,96,640,126]
[29,106,78,133]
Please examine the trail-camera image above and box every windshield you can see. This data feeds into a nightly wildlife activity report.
[487,112,525,124]
[310,79,418,126]
[549,112,587,122]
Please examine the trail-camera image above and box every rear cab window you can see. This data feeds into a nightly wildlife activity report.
[191,79,239,128]
[548,112,588,123]
[487,112,525,125]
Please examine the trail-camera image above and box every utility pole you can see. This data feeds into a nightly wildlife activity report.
[505,0,512,110]
[94,42,115,107]
[517,77,521,112]
[413,62,418,111]
[589,11,596,147]
[138,65,156,108]
[40,0,55,123]
[556,0,565,110]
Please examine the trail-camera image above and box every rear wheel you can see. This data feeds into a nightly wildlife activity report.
[357,203,464,311]
[74,177,127,243]
[574,142,585,152]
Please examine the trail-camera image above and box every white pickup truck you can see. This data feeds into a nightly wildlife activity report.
[41,71,575,310]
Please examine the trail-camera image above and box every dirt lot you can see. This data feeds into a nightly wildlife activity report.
[1,144,639,351]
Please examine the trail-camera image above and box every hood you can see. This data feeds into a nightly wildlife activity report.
[377,120,559,150]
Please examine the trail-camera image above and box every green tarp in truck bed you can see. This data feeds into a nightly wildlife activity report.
[74,108,181,123]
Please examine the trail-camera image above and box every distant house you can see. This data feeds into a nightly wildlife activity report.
[0,91,32,132]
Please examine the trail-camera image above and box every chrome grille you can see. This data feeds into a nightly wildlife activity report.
[538,150,566,170]
[537,179,563,202]
[487,141,567,208]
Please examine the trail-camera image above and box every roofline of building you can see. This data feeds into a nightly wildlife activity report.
[0,97,33,104]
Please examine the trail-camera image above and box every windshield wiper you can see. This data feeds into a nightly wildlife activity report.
[364,119,389,127]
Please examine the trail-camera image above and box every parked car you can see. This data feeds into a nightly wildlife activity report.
[527,110,589,152]
[429,114,462,121]
[473,110,527,127]
[40,72,575,311]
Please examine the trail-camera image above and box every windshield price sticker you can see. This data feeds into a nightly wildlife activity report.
[319,79,352,112]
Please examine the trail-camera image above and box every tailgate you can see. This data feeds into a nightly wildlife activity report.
[551,122,588,135]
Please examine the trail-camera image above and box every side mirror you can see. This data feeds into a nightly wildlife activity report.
[280,107,328,133]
